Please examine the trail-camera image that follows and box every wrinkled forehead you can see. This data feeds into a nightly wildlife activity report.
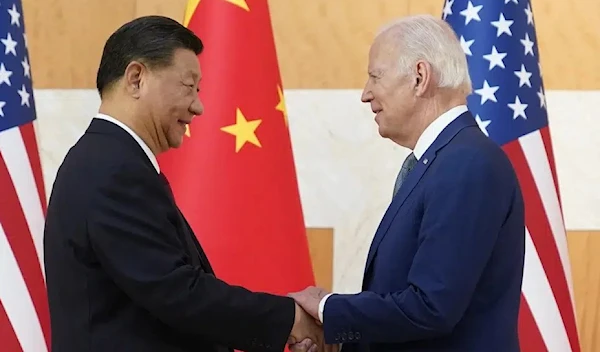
[368,37,398,72]
[168,48,202,79]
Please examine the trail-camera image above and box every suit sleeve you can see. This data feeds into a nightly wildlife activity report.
[322,149,522,344]
[87,163,295,352]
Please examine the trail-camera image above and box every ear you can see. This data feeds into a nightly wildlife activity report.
[123,61,145,99]
[414,60,432,97]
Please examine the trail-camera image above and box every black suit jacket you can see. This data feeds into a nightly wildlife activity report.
[44,118,296,352]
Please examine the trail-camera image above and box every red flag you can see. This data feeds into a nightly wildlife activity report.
[158,0,315,296]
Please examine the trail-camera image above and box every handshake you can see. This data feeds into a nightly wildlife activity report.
[286,286,339,352]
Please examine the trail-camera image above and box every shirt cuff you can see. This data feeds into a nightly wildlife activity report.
[318,293,333,323]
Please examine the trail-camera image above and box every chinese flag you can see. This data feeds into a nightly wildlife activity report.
[158,0,315,297]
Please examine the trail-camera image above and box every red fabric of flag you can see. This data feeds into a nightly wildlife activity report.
[158,0,315,296]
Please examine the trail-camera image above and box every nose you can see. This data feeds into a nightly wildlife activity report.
[361,85,373,103]
[190,98,204,116]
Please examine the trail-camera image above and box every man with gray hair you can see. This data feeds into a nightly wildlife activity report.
[288,14,525,352]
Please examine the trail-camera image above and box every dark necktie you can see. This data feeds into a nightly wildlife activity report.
[159,172,174,199]
[393,152,418,197]
[158,172,206,267]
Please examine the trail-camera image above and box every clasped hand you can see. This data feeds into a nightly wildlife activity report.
[287,286,338,352]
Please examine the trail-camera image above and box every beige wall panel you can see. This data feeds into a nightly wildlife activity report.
[22,0,187,89]
[407,0,442,18]
[270,0,410,89]
[272,0,600,89]
[306,228,334,292]
[22,0,600,89]
[533,0,600,90]
[135,0,187,23]
[567,231,600,352]
[22,0,136,89]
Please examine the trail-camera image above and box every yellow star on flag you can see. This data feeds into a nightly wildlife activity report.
[185,124,191,137]
[184,0,249,27]
[221,108,262,152]
[225,0,249,11]
[275,85,288,127]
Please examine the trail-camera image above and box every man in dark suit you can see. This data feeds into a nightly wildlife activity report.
[43,16,323,352]
[289,15,526,352]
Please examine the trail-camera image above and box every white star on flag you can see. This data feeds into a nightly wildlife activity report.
[0,63,12,85]
[537,88,546,108]
[524,4,534,25]
[474,80,499,104]
[460,1,483,25]
[491,13,514,37]
[514,64,532,87]
[521,33,535,56]
[460,36,474,56]
[483,46,507,70]
[442,0,454,20]
[508,96,528,119]
[1,33,17,56]
[17,84,30,106]
[475,114,491,136]
[22,56,30,77]
[8,4,21,27]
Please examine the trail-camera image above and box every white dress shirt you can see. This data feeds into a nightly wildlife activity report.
[95,113,160,174]
[317,104,469,323]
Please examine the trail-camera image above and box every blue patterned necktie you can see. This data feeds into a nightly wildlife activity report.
[393,152,418,197]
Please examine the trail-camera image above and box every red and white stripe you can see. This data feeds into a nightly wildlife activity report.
[0,122,50,351]
[503,126,580,352]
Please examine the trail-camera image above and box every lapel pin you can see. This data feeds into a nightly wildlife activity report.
[423,158,428,164]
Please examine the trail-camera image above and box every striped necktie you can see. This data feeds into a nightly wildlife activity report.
[393,152,418,197]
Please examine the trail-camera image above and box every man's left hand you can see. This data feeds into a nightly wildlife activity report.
[288,286,330,321]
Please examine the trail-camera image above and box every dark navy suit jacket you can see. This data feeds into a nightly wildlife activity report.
[323,111,525,351]
[43,118,296,352]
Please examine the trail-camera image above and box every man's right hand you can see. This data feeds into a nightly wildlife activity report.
[287,303,322,351]
[288,303,339,352]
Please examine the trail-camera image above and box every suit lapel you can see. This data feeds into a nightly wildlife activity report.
[177,210,215,274]
[158,173,215,274]
[363,155,432,273]
[363,112,478,276]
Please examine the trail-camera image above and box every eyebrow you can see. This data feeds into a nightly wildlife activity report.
[186,71,201,82]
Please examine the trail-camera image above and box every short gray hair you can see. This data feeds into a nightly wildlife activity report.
[376,14,472,93]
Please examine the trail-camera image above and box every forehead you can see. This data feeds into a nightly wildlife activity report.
[368,38,396,71]
[168,48,201,78]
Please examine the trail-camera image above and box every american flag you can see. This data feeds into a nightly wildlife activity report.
[443,0,579,351]
[0,0,51,351]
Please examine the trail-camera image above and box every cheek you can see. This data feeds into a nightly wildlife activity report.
[161,94,189,121]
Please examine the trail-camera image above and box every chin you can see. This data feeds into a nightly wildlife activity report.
[167,135,184,149]
[377,125,390,139]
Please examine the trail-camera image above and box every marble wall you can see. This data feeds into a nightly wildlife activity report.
[33,89,600,293]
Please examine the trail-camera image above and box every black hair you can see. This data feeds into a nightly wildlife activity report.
[96,15,203,97]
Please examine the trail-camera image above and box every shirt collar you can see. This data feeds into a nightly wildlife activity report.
[413,105,468,160]
[94,113,160,173]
